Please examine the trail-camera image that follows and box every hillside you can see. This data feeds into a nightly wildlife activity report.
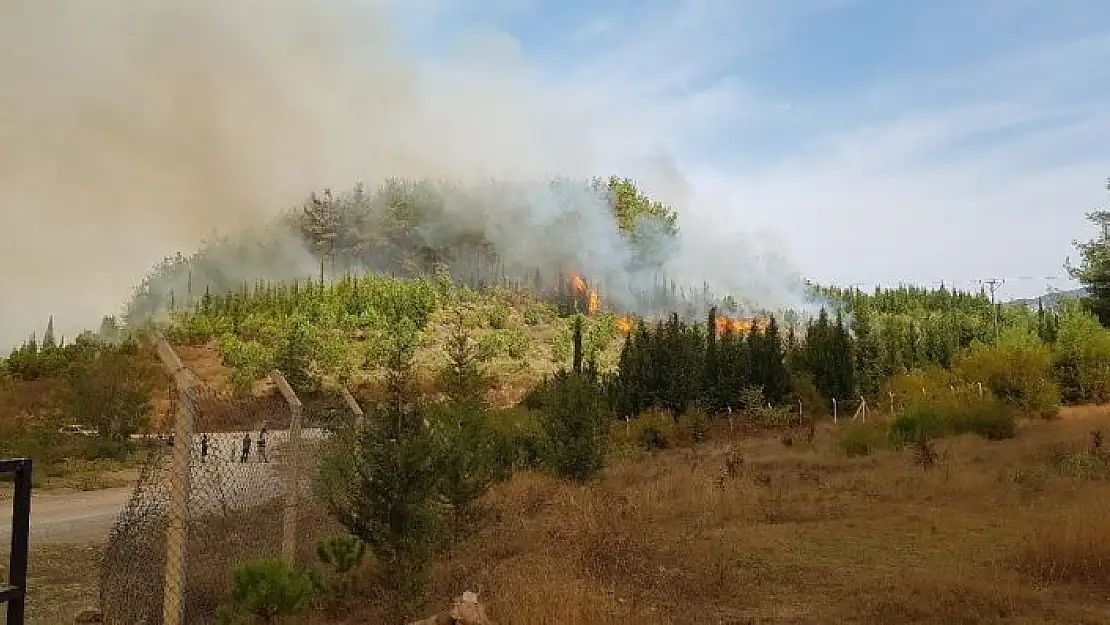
[1007,287,1087,309]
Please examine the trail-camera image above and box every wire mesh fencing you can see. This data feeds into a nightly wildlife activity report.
[100,341,343,624]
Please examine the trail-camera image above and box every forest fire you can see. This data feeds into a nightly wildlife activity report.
[614,313,762,335]
[568,273,599,315]
[565,272,760,335]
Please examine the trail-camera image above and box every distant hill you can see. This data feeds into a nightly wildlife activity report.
[1007,287,1087,309]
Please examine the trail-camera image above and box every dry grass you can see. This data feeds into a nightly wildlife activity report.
[413,408,1110,624]
[0,544,102,625]
[10,406,1110,624]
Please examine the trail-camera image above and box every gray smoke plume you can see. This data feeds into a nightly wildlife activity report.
[0,0,814,351]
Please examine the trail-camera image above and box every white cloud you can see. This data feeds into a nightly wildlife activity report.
[510,0,1110,300]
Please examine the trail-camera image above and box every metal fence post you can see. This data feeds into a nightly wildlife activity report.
[155,338,196,625]
[269,370,303,563]
[340,386,364,427]
[2,458,31,625]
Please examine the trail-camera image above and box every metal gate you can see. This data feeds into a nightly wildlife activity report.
[1,458,31,625]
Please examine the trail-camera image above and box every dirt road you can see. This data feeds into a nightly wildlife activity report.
[0,427,327,545]
[0,486,133,544]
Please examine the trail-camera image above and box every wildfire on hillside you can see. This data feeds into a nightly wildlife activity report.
[614,314,762,335]
[569,272,600,315]
[565,272,761,336]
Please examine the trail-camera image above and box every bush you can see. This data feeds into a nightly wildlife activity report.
[548,326,572,363]
[1051,305,1110,404]
[952,329,1059,418]
[219,334,275,395]
[835,422,889,457]
[215,558,314,624]
[484,304,511,329]
[889,396,1017,446]
[311,535,366,616]
[426,402,514,529]
[633,410,673,451]
[674,408,710,446]
[523,302,556,326]
[476,330,529,361]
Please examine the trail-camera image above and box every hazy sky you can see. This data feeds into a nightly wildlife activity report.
[387,0,1110,299]
[1,0,1108,348]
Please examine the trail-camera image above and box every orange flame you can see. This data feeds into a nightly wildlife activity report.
[614,314,762,335]
[569,273,600,315]
[616,315,635,334]
[716,316,759,335]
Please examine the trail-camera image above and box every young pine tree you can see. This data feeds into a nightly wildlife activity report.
[315,334,443,620]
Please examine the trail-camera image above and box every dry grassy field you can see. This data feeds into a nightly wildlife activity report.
[5,406,1110,624]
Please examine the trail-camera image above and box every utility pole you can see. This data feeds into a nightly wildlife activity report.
[980,278,1004,341]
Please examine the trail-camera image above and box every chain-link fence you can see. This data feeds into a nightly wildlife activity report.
[99,340,343,624]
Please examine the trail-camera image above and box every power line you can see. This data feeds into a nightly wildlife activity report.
[979,278,1005,339]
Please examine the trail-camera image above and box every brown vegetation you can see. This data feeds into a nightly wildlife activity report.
[407,409,1110,624]
[9,406,1110,623]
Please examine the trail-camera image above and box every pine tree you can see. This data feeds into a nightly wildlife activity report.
[703,307,720,409]
[572,315,584,375]
[851,311,881,398]
[832,310,856,400]
[43,315,56,349]
[760,316,792,403]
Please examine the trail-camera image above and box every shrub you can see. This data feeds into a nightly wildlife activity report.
[548,326,572,363]
[215,558,314,625]
[488,407,546,469]
[889,396,1017,446]
[674,408,710,446]
[311,535,366,616]
[219,334,275,395]
[584,314,618,358]
[835,422,889,457]
[475,333,501,361]
[952,329,1059,418]
[889,404,950,446]
[273,314,321,396]
[426,402,514,530]
[947,398,1017,440]
[484,304,511,329]
[523,302,556,326]
[634,410,673,451]
[1051,305,1110,404]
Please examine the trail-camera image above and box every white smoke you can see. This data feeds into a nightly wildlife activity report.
[0,0,812,351]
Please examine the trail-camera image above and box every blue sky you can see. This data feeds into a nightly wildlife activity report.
[382,0,1110,299]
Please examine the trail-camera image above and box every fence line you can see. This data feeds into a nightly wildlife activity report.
[100,339,361,624]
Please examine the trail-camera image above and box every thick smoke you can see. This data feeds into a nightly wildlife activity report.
[0,0,812,351]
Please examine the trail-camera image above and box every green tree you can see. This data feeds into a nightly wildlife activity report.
[61,342,155,442]
[851,310,882,398]
[315,335,444,620]
[274,314,318,395]
[1066,178,1110,326]
[539,369,609,481]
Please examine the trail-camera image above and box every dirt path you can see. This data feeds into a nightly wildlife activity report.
[0,428,326,545]
[0,486,133,544]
